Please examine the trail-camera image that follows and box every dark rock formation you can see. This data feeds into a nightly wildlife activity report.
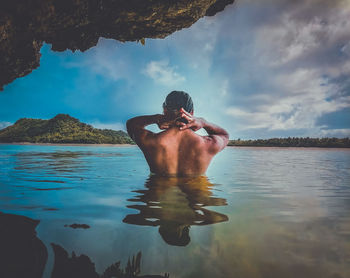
[51,243,99,278]
[0,212,48,278]
[0,0,234,90]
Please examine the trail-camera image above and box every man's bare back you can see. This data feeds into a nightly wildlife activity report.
[126,91,229,176]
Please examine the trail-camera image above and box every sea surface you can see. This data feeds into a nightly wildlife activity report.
[0,144,349,278]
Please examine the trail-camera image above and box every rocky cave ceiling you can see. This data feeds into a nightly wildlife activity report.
[0,0,234,90]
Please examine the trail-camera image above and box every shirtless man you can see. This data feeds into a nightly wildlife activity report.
[126,91,229,176]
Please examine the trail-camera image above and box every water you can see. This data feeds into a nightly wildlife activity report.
[0,144,349,278]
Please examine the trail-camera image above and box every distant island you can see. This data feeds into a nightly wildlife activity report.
[0,114,134,144]
[228,138,350,148]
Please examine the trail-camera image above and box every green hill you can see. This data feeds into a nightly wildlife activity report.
[0,114,134,144]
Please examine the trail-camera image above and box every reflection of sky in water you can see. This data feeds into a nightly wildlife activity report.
[0,144,350,277]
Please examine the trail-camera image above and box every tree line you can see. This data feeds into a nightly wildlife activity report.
[228,137,350,148]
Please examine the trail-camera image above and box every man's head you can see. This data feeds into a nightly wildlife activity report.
[163,91,193,115]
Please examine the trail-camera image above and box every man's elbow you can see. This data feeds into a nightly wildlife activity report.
[222,130,230,145]
[223,134,229,147]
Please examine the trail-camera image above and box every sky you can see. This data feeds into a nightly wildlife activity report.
[1,0,350,139]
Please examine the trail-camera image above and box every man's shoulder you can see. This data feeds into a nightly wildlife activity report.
[177,129,213,148]
[154,128,203,143]
[143,128,211,146]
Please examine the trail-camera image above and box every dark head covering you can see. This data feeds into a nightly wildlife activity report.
[163,91,193,113]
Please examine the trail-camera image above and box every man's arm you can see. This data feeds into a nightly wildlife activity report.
[126,114,162,146]
[201,119,230,153]
[178,108,229,154]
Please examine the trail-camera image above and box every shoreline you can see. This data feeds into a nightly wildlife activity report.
[0,142,135,147]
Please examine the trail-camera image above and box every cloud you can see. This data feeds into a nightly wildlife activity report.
[165,15,220,73]
[225,67,350,132]
[214,0,350,137]
[89,121,125,131]
[143,60,185,86]
[341,41,350,56]
[254,0,350,71]
[220,79,229,97]
[0,121,12,130]
[64,39,131,82]
[319,128,350,138]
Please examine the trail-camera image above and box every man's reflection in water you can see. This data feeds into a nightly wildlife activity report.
[123,175,229,246]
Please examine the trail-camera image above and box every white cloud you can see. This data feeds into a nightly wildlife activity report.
[65,39,131,82]
[0,121,12,130]
[162,15,220,73]
[341,41,350,56]
[143,60,185,86]
[89,121,125,131]
[253,0,350,68]
[319,128,350,138]
[216,0,350,138]
[226,93,350,132]
[257,16,324,66]
[225,67,350,132]
[220,79,229,97]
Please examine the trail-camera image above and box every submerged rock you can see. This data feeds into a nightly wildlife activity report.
[64,223,90,229]
[0,0,234,90]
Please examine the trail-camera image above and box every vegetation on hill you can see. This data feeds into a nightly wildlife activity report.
[228,137,350,148]
[0,114,134,144]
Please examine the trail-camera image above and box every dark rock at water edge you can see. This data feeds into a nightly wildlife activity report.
[0,212,48,278]
[0,0,234,90]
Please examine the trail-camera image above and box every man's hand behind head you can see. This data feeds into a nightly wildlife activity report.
[178,108,204,132]
[157,113,181,130]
